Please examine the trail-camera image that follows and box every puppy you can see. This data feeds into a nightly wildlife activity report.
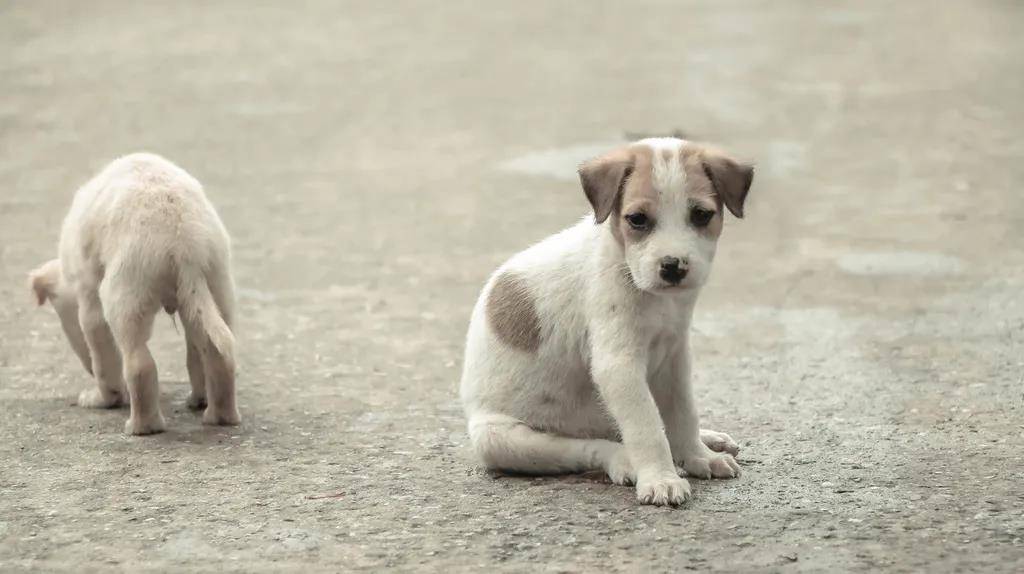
[29,153,240,435]
[460,138,753,505]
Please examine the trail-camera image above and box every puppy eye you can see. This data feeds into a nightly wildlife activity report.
[690,207,715,228]
[624,212,649,230]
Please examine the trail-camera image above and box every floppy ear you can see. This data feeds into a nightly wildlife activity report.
[28,260,61,306]
[578,149,634,224]
[702,151,754,219]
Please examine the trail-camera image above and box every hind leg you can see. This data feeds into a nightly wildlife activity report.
[700,428,740,457]
[76,291,127,408]
[105,290,165,436]
[468,412,631,481]
[184,324,206,410]
[181,313,239,426]
[203,269,240,426]
[201,343,239,426]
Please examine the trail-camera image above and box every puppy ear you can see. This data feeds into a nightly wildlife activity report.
[28,260,61,306]
[702,151,754,219]
[579,149,634,224]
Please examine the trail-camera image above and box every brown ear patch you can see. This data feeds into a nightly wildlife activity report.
[578,147,635,224]
[486,271,541,353]
[699,149,754,219]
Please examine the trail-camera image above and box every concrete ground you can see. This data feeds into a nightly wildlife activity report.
[2,1,1022,572]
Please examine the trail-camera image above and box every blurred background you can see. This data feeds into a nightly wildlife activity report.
[1,1,1022,572]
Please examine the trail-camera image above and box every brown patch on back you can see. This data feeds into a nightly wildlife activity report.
[486,271,541,353]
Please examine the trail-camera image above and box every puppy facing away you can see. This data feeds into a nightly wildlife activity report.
[29,153,240,435]
[460,138,753,506]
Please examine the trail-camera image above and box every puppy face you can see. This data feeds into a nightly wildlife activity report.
[29,259,92,374]
[579,138,753,293]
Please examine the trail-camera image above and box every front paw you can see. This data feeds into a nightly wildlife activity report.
[681,450,741,479]
[636,471,691,506]
[77,388,127,409]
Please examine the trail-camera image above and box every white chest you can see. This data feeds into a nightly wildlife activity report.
[638,295,692,374]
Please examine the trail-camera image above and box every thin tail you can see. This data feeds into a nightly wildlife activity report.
[177,267,234,358]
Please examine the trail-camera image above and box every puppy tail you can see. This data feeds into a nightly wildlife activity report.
[177,268,234,360]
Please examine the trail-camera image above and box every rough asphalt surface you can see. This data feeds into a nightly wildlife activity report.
[2,1,1022,572]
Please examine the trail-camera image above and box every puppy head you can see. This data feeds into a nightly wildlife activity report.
[28,259,92,374]
[29,259,63,306]
[579,138,753,293]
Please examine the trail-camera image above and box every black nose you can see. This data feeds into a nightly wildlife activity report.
[659,257,688,284]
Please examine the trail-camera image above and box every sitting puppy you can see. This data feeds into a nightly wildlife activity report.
[460,138,752,505]
[29,153,240,435]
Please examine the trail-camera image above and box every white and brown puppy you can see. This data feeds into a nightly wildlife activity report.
[29,153,239,435]
[460,138,753,506]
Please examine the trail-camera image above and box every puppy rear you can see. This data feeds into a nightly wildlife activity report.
[31,153,239,434]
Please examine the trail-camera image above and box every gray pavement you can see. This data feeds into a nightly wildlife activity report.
[1,1,1023,572]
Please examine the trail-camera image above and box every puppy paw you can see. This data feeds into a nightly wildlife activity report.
[202,407,241,426]
[186,392,207,410]
[682,451,741,479]
[700,428,740,457]
[124,414,166,436]
[636,472,691,506]
[77,388,126,409]
[604,448,636,486]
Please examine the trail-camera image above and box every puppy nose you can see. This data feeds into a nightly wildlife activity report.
[659,256,688,284]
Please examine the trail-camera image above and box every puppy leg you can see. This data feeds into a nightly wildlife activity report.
[658,349,740,479]
[105,292,165,436]
[204,272,239,426]
[180,308,239,426]
[75,292,127,408]
[200,340,239,426]
[183,325,206,410]
[468,412,634,482]
[590,338,691,506]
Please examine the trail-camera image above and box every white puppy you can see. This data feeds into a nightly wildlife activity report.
[29,153,240,435]
[460,138,753,505]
